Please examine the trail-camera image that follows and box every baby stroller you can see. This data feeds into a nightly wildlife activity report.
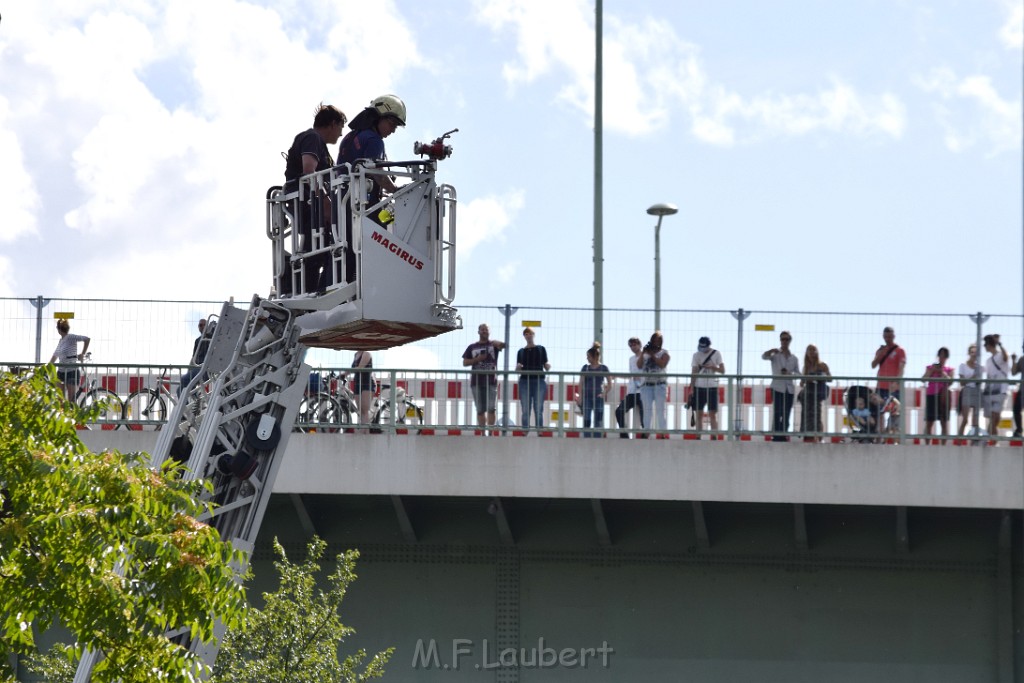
[845,385,879,442]
[845,385,901,443]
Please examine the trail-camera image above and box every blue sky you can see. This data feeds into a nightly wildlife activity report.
[1,0,1021,325]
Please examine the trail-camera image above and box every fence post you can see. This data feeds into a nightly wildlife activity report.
[495,303,516,432]
[730,308,751,437]
[30,295,51,363]
[969,312,989,439]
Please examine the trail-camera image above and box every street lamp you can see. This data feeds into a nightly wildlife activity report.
[647,203,678,331]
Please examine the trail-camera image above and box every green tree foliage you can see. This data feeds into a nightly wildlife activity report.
[0,366,248,683]
[213,538,393,683]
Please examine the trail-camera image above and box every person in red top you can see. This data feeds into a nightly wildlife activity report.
[871,327,907,434]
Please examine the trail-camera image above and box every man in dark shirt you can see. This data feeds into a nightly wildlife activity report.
[462,323,505,429]
[284,103,346,293]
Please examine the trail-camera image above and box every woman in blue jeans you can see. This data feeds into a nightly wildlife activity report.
[516,327,550,429]
[579,342,609,438]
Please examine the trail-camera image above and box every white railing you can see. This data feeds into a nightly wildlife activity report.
[12,362,1020,444]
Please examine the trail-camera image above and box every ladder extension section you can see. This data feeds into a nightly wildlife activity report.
[74,295,311,680]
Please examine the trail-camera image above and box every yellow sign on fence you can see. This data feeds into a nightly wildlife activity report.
[754,324,775,331]
[53,312,75,319]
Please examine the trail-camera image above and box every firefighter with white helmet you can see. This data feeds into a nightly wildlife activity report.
[338,93,407,198]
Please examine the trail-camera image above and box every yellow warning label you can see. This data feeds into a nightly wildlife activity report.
[754,324,775,331]
[522,320,542,327]
[53,312,75,319]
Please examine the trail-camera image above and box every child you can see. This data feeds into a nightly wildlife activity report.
[872,392,902,435]
[850,395,875,432]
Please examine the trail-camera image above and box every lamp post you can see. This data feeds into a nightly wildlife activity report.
[647,203,678,331]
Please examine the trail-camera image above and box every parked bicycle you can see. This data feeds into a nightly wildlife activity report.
[122,367,179,430]
[369,382,424,432]
[295,371,356,433]
[73,353,124,429]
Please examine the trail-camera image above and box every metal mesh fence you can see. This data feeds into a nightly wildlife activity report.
[2,297,1021,383]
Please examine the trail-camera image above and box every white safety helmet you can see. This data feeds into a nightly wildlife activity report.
[372,94,407,126]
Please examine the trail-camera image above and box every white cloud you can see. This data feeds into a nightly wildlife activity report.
[473,1,905,143]
[0,256,13,297]
[496,261,520,284]
[377,345,442,371]
[0,98,40,243]
[694,79,906,145]
[915,67,1022,154]
[457,190,525,257]
[0,0,429,299]
[999,0,1023,49]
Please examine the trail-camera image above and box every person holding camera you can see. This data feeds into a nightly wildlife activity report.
[982,334,1010,436]
[690,336,724,434]
[639,331,671,435]
[762,331,799,441]
[462,323,506,430]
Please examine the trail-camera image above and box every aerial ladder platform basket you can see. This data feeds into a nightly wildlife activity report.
[267,131,461,350]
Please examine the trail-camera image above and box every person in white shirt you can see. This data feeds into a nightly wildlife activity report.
[982,333,1010,436]
[690,336,725,433]
[614,337,646,438]
[761,331,799,442]
[957,343,982,435]
[49,318,90,402]
[639,331,671,434]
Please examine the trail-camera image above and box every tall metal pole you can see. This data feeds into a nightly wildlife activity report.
[654,215,663,331]
[647,204,678,331]
[731,308,751,435]
[497,304,517,430]
[593,0,603,345]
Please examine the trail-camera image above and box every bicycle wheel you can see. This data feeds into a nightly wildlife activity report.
[369,401,388,433]
[122,389,167,431]
[312,396,351,433]
[82,388,124,430]
[294,396,316,432]
[370,400,423,432]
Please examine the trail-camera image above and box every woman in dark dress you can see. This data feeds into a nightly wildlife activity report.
[799,344,831,443]
[351,350,375,433]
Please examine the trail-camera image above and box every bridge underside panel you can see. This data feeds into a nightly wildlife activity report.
[253,496,1024,683]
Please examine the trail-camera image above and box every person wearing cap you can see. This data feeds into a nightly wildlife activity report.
[690,336,725,434]
[338,94,407,200]
[283,103,347,293]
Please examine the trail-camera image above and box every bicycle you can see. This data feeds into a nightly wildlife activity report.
[71,353,124,429]
[295,371,356,433]
[122,367,179,430]
[369,382,424,433]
